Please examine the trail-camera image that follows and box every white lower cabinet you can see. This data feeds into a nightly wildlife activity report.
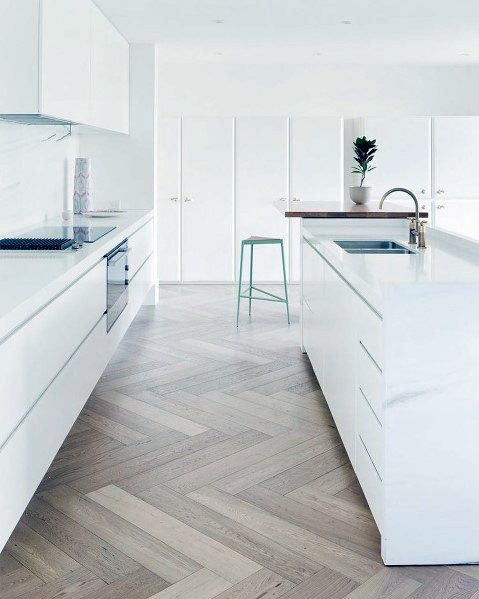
[0,315,109,548]
[0,222,155,552]
[302,236,385,544]
[0,261,106,447]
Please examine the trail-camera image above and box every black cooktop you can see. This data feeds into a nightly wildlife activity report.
[0,226,116,251]
[0,238,75,250]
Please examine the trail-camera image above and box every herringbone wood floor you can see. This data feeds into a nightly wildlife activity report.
[2,285,479,599]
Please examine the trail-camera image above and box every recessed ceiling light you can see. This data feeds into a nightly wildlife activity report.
[314,52,322,56]
[460,52,471,56]
[215,52,223,56]
[212,19,224,24]
[341,20,352,25]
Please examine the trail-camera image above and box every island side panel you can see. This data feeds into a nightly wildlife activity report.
[382,283,479,565]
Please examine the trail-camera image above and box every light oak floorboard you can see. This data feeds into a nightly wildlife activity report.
[40,485,201,583]
[166,430,311,495]
[6,521,81,583]
[98,390,209,436]
[146,568,232,599]
[189,486,381,583]
[213,567,295,599]
[87,485,262,584]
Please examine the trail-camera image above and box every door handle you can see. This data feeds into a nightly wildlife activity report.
[279,197,287,202]
[170,197,178,202]
[292,197,301,202]
[436,189,445,194]
[436,204,445,210]
[184,197,194,202]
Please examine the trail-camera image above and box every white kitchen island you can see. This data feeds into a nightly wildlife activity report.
[291,203,479,565]
[0,211,155,551]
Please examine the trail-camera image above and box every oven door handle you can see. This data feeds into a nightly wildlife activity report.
[108,247,130,266]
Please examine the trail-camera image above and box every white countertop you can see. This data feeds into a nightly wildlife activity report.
[0,210,153,342]
[303,221,479,314]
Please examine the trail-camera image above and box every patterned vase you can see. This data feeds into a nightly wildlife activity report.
[73,158,93,214]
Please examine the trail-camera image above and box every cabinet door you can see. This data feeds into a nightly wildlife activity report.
[434,117,479,198]
[181,117,234,282]
[90,3,129,133]
[322,260,357,462]
[434,200,479,240]
[361,117,431,199]
[40,0,91,123]
[290,118,342,281]
[236,117,288,281]
[302,239,325,385]
[158,117,181,282]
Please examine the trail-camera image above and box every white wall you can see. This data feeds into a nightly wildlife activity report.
[0,121,78,237]
[158,63,479,117]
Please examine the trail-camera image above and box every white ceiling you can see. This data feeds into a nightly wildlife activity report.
[95,0,479,65]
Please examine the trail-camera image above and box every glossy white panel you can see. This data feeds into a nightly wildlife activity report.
[40,0,91,123]
[362,117,432,199]
[434,116,479,198]
[158,117,181,281]
[236,117,288,281]
[90,2,129,133]
[182,117,234,282]
[290,117,342,281]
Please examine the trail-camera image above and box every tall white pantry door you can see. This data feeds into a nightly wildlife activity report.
[236,117,289,282]
[181,118,235,282]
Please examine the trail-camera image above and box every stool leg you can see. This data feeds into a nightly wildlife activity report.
[280,241,290,325]
[236,242,245,327]
[248,244,254,316]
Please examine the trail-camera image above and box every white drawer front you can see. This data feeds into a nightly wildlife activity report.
[356,434,383,532]
[358,344,383,423]
[357,299,383,369]
[357,388,383,477]
[0,316,109,551]
[0,261,106,446]
[129,219,154,278]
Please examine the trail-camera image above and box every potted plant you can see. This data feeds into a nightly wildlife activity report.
[349,136,377,204]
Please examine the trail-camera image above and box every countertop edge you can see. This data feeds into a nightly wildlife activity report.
[285,211,429,218]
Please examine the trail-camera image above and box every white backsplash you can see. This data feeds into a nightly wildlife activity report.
[0,121,79,237]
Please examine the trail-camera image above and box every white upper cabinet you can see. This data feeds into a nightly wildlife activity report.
[182,118,234,282]
[434,117,479,198]
[90,2,129,133]
[434,200,479,239]
[158,117,181,282]
[0,0,129,132]
[0,0,41,114]
[290,117,343,280]
[361,117,432,199]
[41,0,91,124]
[236,117,289,282]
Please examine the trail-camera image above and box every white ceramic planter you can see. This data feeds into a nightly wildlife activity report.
[349,186,372,205]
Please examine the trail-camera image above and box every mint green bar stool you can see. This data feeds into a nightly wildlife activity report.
[236,236,290,326]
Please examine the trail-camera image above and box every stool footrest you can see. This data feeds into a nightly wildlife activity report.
[240,285,287,303]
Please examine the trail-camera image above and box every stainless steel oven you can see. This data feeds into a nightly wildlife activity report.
[105,239,129,332]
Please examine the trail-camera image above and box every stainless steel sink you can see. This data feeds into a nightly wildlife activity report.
[334,240,417,255]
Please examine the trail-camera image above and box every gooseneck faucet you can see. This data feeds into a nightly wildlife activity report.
[379,187,426,248]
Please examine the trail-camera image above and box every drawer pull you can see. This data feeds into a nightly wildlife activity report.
[359,387,382,427]
[359,434,382,482]
[359,340,382,373]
